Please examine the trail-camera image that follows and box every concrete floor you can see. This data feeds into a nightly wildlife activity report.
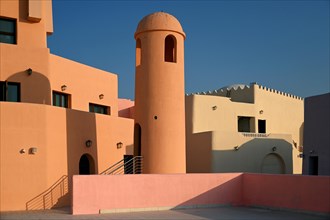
[1,206,329,220]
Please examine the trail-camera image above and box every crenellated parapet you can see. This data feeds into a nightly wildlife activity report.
[186,82,304,101]
[256,84,304,100]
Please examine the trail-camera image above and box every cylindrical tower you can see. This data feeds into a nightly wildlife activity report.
[134,12,186,173]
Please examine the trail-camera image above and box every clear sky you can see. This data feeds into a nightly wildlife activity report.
[48,0,329,100]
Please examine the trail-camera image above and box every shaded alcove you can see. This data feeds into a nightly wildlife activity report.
[7,70,51,105]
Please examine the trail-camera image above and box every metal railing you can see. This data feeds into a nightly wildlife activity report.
[101,156,143,175]
[241,133,270,138]
[26,175,68,210]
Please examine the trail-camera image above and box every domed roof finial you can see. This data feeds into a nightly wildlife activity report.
[135,12,185,39]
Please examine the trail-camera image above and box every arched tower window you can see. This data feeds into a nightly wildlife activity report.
[164,35,176,63]
[136,38,142,66]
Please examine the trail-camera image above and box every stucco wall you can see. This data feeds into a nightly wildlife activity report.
[72,173,243,215]
[186,85,303,174]
[72,173,330,215]
[0,102,133,211]
[243,173,330,213]
[303,93,330,175]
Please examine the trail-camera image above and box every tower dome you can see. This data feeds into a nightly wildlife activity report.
[135,12,186,39]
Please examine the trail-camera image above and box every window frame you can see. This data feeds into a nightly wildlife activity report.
[0,17,17,44]
[0,81,20,102]
[52,91,70,108]
[89,103,110,115]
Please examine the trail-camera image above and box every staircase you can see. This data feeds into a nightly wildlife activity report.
[101,156,143,175]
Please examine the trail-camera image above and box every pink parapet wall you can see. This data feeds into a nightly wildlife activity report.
[243,173,330,213]
[72,173,243,215]
[72,173,330,215]
[118,99,134,119]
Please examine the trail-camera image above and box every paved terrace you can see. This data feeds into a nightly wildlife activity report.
[1,206,329,220]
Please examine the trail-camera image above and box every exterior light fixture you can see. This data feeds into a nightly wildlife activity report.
[99,94,104,99]
[85,140,92,148]
[234,146,239,151]
[20,149,26,154]
[61,85,67,91]
[212,106,217,110]
[259,110,264,114]
[272,146,277,152]
[27,68,32,75]
[117,142,123,149]
[29,147,38,154]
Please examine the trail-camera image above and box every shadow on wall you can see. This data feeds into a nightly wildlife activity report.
[7,71,51,105]
[299,122,304,149]
[66,109,98,195]
[186,131,212,173]
[185,95,212,173]
[174,175,243,209]
[26,176,69,210]
[212,138,293,174]
[126,144,134,155]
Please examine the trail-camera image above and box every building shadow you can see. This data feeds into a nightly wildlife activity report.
[66,109,98,206]
[212,138,293,174]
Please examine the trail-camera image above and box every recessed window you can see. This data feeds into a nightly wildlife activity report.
[53,91,70,108]
[89,103,110,115]
[136,38,141,66]
[0,81,20,102]
[258,120,266,133]
[0,18,16,44]
[164,35,176,63]
[238,116,255,132]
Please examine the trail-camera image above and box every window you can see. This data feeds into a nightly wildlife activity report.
[0,81,20,102]
[164,35,176,62]
[238,116,255,132]
[136,38,141,66]
[258,120,266,133]
[0,18,16,44]
[89,103,110,115]
[53,91,70,108]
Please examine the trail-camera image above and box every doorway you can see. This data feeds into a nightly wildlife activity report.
[79,154,95,175]
[308,156,318,175]
[258,120,266,133]
[261,153,285,174]
[134,123,141,156]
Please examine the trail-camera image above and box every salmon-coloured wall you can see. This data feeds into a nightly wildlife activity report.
[118,99,134,118]
[243,173,330,213]
[72,173,243,215]
[49,54,119,116]
[0,102,133,211]
[72,173,330,215]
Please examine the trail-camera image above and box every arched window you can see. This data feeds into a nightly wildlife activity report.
[136,38,142,66]
[164,35,176,63]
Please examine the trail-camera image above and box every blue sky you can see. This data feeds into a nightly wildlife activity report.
[48,0,329,100]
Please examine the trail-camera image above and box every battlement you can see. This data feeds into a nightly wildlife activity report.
[256,84,304,100]
[186,82,304,101]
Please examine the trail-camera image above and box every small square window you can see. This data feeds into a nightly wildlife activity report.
[52,91,70,108]
[89,103,110,115]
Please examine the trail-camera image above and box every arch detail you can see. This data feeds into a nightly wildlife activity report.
[261,153,285,174]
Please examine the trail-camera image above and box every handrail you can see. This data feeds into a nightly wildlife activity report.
[240,132,270,138]
[101,156,143,175]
